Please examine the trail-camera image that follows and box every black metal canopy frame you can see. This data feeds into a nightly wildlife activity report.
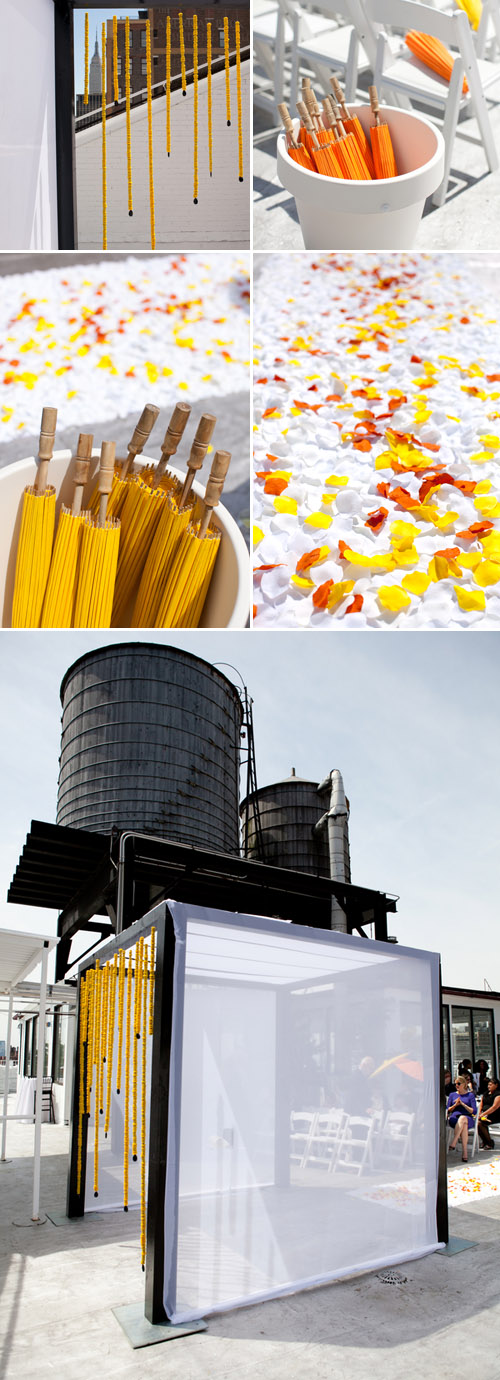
[66,901,449,1330]
[51,0,250,249]
[8,819,399,981]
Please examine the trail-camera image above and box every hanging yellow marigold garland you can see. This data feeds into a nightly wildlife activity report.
[140,940,148,1270]
[179,12,186,94]
[235,21,243,182]
[166,15,171,155]
[113,14,119,103]
[84,12,89,106]
[93,962,101,1196]
[193,14,199,204]
[116,947,125,1093]
[206,23,213,177]
[123,952,133,1210]
[145,20,156,250]
[149,927,156,1036]
[125,16,133,216]
[101,23,107,250]
[224,16,231,125]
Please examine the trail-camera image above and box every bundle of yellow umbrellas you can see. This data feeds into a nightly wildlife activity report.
[10,403,232,629]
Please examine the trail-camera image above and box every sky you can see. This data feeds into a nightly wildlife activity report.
[74,8,143,97]
[0,629,498,1039]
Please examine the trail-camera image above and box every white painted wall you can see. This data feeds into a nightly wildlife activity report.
[0,0,58,250]
[76,62,250,249]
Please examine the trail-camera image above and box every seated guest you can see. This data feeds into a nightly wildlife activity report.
[474,1060,491,1097]
[446,1075,477,1162]
[443,1069,454,1099]
[477,1076,500,1149]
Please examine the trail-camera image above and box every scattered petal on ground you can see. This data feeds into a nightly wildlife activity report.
[253,253,500,629]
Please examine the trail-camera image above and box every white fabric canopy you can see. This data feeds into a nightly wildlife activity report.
[164,904,441,1323]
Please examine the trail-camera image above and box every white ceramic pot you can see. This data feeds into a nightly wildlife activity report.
[0,450,250,629]
[277,107,445,250]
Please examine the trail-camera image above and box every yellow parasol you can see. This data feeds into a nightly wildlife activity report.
[132,411,216,627]
[111,402,195,626]
[41,433,93,628]
[89,404,160,520]
[154,448,231,628]
[73,441,121,628]
[143,401,191,490]
[11,407,57,628]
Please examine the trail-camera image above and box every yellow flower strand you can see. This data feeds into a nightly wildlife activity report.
[132,937,143,1162]
[101,23,107,250]
[99,962,109,1115]
[145,20,156,251]
[116,948,125,1093]
[125,16,133,216]
[104,955,117,1137]
[179,12,186,94]
[193,15,199,204]
[85,968,94,1114]
[113,14,119,103]
[76,974,88,1195]
[224,17,231,125]
[206,23,213,176]
[148,926,156,1036]
[123,953,133,1210]
[93,962,102,1197]
[166,15,171,155]
[235,21,243,182]
[140,940,148,1271]
[84,12,89,106]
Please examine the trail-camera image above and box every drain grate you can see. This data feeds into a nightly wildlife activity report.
[377,1270,408,1285]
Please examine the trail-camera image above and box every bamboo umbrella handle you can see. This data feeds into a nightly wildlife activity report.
[180,413,216,506]
[369,86,381,126]
[152,401,191,486]
[72,433,93,515]
[121,403,160,477]
[330,75,349,121]
[297,101,320,148]
[278,103,300,148]
[98,440,116,527]
[35,407,57,494]
[198,450,231,539]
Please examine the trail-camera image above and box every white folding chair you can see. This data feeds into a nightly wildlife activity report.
[301,1107,349,1169]
[290,1110,318,1165]
[254,0,296,118]
[378,1110,415,1168]
[366,0,499,204]
[447,1110,479,1157]
[335,1114,375,1176]
[288,0,379,107]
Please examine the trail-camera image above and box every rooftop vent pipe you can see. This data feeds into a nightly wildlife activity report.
[314,769,351,932]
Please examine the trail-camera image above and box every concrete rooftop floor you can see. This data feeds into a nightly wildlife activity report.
[1,1106,500,1379]
[253,76,500,251]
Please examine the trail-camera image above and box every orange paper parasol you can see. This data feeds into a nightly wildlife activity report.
[369,87,398,179]
[405,30,469,93]
[330,76,375,176]
[278,103,315,170]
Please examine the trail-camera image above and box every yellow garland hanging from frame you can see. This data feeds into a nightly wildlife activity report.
[207,22,213,177]
[224,16,231,125]
[125,16,133,215]
[236,21,243,182]
[84,12,89,106]
[193,14,199,204]
[101,23,107,250]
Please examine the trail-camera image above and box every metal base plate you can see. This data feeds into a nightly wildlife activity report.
[112,1302,207,1349]
[12,1216,47,1227]
[45,1211,71,1226]
[439,1236,477,1256]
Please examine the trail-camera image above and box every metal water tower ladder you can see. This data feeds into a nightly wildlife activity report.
[241,687,265,862]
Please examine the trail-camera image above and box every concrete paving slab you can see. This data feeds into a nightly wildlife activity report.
[1,1107,500,1380]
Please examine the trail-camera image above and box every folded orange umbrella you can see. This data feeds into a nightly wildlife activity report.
[330,76,375,177]
[405,30,469,94]
[278,103,315,170]
[296,102,343,177]
[330,102,373,179]
[369,86,398,179]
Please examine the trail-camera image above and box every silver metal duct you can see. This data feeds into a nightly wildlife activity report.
[314,769,351,932]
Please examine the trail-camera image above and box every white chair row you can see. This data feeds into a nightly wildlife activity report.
[254,0,500,205]
[290,1107,415,1177]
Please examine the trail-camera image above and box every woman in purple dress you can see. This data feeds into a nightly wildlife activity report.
[446,1075,477,1163]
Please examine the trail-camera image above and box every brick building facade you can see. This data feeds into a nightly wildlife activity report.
[106,5,250,102]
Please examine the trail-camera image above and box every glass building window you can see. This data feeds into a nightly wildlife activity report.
[52,1009,68,1085]
[472,1009,494,1071]
[442,1006,450,1073]
[31,1017,38,1078]
[140,28,147,47]
[23,1021,31,1076]
[141,57,147,75]
[451,1007,472,1072]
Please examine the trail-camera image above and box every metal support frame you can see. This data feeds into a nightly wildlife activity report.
[52,0,249,249]
[436,961,449,1244]
[32,942,50,1221]
[1,992,14,1161]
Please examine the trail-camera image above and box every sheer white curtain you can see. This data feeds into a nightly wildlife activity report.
[164,903,441,1323]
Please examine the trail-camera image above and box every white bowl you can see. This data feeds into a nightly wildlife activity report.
[0,450,250,629]
[277,107,445,249]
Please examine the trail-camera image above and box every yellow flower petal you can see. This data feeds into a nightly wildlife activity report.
[457,552,482,570]
[304,512,332,528]
[377,585,411,612]
[291,574,315,590]
[454,585,486,612]
[325,474,349,487]
[402,572,431,596]
[328,580,355,608]
[253,525,264,545]
[473,560,500,587]
[274,497,297,515]
[479,435,500,450]
[474,495,500,517]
